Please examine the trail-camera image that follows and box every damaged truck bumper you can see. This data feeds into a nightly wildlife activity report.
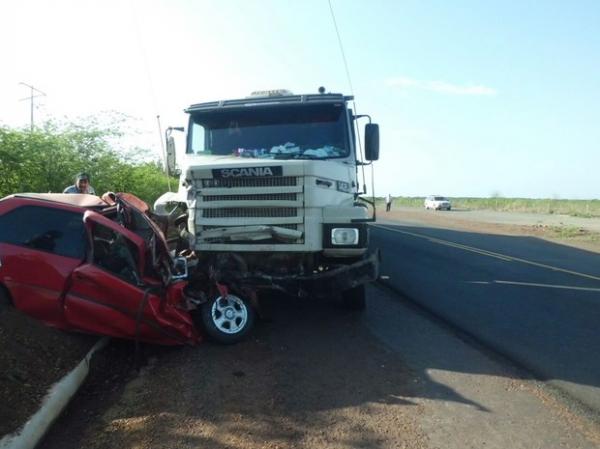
[213,249,380,299]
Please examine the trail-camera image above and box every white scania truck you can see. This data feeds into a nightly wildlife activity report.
[156,88,380,343]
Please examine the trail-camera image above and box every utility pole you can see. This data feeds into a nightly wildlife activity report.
[19,82,46,132]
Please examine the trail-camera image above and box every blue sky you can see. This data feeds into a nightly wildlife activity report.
[1,0,598,198]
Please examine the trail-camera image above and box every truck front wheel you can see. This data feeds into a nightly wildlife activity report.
[342,285,366,310]
[200,293,255,344]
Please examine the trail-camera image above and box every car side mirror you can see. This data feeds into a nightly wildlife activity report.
[171,257,188,280]
[364,123,379,161]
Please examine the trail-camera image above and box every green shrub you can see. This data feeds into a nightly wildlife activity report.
[0,118,175,206]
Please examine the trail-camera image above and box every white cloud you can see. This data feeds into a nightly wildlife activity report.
[387,77,497,96]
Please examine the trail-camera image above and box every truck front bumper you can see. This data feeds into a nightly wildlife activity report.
[213,249,380,298]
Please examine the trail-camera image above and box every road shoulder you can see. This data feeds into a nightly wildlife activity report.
[367,284,600,448]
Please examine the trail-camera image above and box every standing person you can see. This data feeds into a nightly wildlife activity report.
[385,193,392,212]
[63,172,96,195]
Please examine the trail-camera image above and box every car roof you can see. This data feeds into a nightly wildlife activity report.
[3,193,109,209]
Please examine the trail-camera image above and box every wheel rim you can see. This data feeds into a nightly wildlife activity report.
[210,294,248,335]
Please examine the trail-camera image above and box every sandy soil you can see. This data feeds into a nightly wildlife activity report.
[0,307,96,436]
[40,298,428,449]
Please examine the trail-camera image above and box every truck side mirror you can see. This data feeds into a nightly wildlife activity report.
[166,136,177,175]
[364,123,379,161]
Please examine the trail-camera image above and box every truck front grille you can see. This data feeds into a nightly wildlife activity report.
[195,175,304,246]
[202,224,299,231]
[203,207,297,218]
[201,176,298,188]
[203,193,297,202]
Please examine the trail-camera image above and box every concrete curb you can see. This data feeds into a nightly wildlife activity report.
[0,337,109,449]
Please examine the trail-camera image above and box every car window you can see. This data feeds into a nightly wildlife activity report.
[91,223,140,285]
[0,206,85,259]
[434,196,447,201]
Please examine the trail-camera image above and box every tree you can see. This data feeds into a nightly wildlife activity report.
[0,116,175,205]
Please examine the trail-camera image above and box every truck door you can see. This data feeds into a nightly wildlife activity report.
[64,211,193,345]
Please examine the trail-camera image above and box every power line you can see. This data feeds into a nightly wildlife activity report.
[19,82,46,132]
[328,0,371,196]
[128,0,163,154]
[328,0,354,97]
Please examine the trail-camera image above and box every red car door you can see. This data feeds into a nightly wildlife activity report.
[63,211,196,345]
[0,205,85,327]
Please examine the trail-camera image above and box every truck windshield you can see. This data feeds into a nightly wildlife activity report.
[187,103,349,159]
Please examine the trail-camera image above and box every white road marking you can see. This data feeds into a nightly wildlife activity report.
[493,280,600,292]
[373,224,600,282]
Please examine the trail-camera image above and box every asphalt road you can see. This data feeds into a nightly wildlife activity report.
[371,220,600,414]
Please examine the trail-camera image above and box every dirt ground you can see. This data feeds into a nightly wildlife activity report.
[0,306,97,436]
[40,297,429,449]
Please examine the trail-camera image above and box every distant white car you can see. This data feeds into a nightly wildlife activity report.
[424,195,451,210]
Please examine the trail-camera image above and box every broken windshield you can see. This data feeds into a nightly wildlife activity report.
[187,103,350,160]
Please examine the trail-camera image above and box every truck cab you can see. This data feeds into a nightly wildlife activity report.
[156,89,380,342]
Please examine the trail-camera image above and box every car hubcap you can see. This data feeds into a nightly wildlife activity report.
[211,294,248,334]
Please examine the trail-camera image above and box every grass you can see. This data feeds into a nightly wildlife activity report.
[548,226,590,239]
[378,196,600,218]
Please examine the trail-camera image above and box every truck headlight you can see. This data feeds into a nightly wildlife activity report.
[331,228,359,245]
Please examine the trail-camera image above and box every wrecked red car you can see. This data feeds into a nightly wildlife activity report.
[0,193,206,345]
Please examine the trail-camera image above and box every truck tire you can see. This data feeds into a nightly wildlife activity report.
[342,285,366,310]
[200,293,255,344]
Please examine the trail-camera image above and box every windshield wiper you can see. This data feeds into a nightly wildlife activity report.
[275,153,326,160]
[295,154,322,159]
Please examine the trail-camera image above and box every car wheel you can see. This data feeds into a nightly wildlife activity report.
[0,285,13,310]
[342,285,366,310]
[200,293,255,344]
